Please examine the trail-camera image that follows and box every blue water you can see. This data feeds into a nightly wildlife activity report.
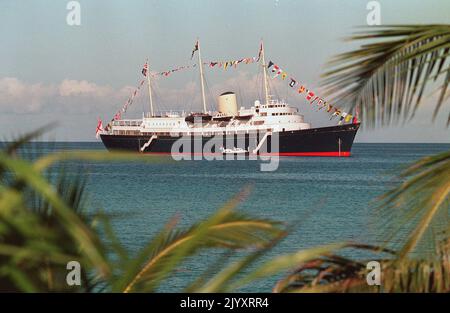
[15,142,450,291]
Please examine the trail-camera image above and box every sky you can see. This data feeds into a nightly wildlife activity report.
[0,0,449,142]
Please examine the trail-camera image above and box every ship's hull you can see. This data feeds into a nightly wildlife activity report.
[100,123,360,157]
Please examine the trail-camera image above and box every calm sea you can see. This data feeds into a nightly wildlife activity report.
[13,142,450,291]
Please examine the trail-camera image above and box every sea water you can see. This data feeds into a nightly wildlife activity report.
[12,142,450,291]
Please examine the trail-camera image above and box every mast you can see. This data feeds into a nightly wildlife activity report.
[197,39,207,113]
[146,59,154,117]
[261,40,270,105]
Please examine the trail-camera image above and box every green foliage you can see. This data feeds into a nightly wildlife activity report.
[1,25,450,291]
[0,132,106,292]
[307,24,450,293]
[376,150,450,258]
[273,242,450,293]
[0,134,292,292]
[0,127,448,292]
[321,25,450,127]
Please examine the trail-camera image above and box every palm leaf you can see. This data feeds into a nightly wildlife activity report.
[0,152,111,277]
[376,150,450,258]
[193,242,345,293]
[272,244,394,293]
[190,232,287,293]
[321,25,450,126]
[118,187,285,292]
[321,23,450,264]
[279,256,449,293]
[0,181,92,291]
[271,242,450,293]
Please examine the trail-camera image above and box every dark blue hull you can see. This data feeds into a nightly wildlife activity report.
[100,123,360,156]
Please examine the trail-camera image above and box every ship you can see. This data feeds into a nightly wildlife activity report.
[99,41,359,157]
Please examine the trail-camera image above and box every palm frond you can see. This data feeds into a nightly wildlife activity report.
[272,244,392,293]
[0,152,111,278]
[376,150,450,258]
[118,187,285,292]
[190,232,287,293]
[273,242,449,293]
[321,25,450,127]
[0,181,95,291]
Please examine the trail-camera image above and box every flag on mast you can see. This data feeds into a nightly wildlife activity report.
[141,62,148,77]
[353,105,360,123]
[256,42,263,62]
[271,65,282,78]
[191,40,199,59]
[95,118,104,139]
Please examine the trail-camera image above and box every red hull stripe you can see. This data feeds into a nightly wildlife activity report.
[142,151,351,157]
[270,152,351,157]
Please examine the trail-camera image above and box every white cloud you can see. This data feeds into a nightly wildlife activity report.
[0,74,448,142]
[0,72,292,116]
[0,77,57,113]
[58,79,113,97]
[0,77,134,114]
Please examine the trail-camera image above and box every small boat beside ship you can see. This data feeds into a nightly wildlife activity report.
[220,147,249,155]
[98,41,359,157]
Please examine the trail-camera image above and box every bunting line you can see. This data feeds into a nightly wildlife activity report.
[151,64,197,77]
[104,77,146,131]
[105,56,258,129]
[267,61,358,124]
[149,57,258,78]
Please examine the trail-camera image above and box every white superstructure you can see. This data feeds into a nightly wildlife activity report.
[101,40,310,137]
[105,97,310,137]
